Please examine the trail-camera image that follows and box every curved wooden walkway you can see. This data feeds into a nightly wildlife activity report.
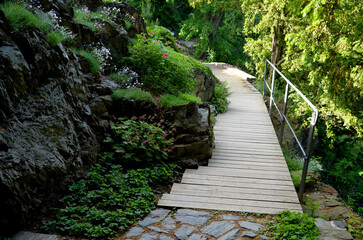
[158,63,302,214]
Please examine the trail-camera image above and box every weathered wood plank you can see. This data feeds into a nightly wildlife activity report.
[182,172,294,187]
[160,194,302,211]
[158,199,295,214]
[170,184,300,203]
[188,167,292,180]
[207,162,288,172]
[209,159,288,167]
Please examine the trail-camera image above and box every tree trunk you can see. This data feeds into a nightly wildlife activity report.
[270,17,285,68]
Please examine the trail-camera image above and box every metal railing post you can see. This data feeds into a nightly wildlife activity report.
[298,110,318,201]
[263,60,267,99]
[268,69,276,116]
[279,84,289,144]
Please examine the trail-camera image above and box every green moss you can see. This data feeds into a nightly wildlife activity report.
[160,94,187,108]
[111,87,156,104]
[179,93,202,104]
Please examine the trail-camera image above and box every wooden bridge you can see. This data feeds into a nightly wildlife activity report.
[158,63,302,214]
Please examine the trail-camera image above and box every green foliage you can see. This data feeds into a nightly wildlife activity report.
[268,210,320,240]
[45,29,67,46]
[125,0,192,34]
[72,48,100,74]
[42,159,178,239]
[210,81,229,114]
[1,2,50,31]
[304,198,321,218]
[128,35,212,95]
[347,213,363,240]
[104,118,172,166]
[160,94,201,108]
[179,2,249,69]
[1,1,74,46]
[148,25,180,52]
[316,131,363,215]
[111,88,156,105]
[73,6,97,31]
[241,0,363,215]
[179,93,202,104]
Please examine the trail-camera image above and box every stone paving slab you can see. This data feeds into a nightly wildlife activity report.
[123,208,270,240]
[121,208,353,240]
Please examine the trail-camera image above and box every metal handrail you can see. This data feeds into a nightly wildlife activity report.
[262,59,319,202]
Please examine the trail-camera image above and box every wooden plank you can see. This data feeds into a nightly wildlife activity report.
[171,184,299,203]
[182,172,295,188]
[160,194,302,211]
[207,162,288,172]
[213,147,283,156]
[214,142,282,151]
[211,153,286,162]
[158,199,290,214]
[213,132,278,139]
[214,138,280,145]
[209,159,287,167]
[188,167,292,180]
[181,178,296,193]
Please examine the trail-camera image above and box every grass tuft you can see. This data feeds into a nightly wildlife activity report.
[111,87,156,104]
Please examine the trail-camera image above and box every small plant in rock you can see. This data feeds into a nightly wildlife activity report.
[1,1,74,46]
[160,94,201,108]
[109,67,141,88]
[304,198,321,218]
[111,87,156,104]
[72,48,100,74]
[210,81,230,114]
[267,210,320,239]
[104,118,173,166]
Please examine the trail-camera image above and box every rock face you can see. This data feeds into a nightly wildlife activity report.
[0,8,116,234]
[109,99,214,168]
[0,0,212,234]
[166,103,213,167]
[194,68,216,102]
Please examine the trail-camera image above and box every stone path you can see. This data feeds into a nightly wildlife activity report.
[121,208,271,240]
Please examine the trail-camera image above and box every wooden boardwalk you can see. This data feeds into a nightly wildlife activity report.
[158,63,302,214]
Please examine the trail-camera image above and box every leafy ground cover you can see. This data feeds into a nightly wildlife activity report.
[41,117,179,239]
[267,210,320,239]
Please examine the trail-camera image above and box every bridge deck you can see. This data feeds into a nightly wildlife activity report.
[158,63,302,214]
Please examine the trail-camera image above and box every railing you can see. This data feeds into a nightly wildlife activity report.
[263,59,319,202]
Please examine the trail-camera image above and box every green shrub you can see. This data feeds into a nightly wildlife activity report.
[267,210,320,239]
[128,35,213,95]
[104,118,172,166]
[210,81,230,114]
[42,159,178,239]
[111,88,156,104]
[72,48,100,74]
[147,25,180,52]
[160,94,201,108]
